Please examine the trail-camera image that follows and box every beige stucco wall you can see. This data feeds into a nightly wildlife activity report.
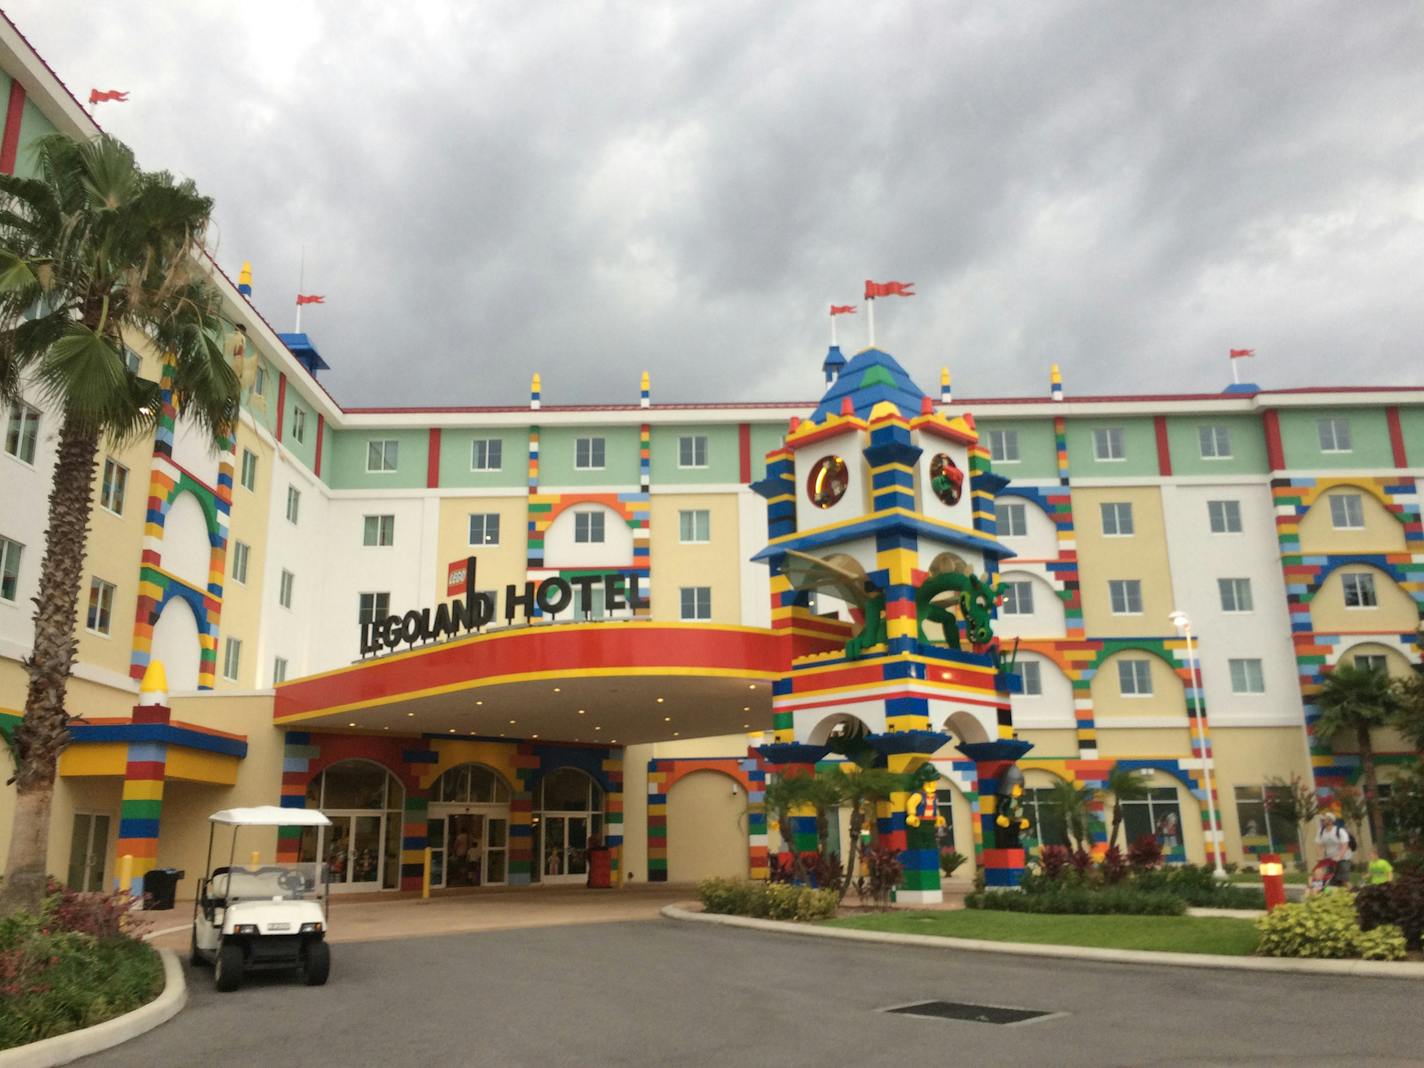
[1094,726,1195,759]
[1072,486,1175,636]
[1299,486,1407,555]
[1091,651,1188,719]
[1016,728,1079,757]
[215,421,276,689]
[434,496,530,606]
[648,493,742,623]
[666,769,751,882]
[1311,566,1418,633]
[1208,725,1313,865]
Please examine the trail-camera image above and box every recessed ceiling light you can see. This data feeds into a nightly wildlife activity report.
[577,709,586,715]
[448,728,456,733]
[594,726,602,731]
[532,733,539,738]
[499,732,505,737]
[348,722,356,727]
[382,726,389,731]
[673,732,680,737]
[664,716,671,722]
[743,724,749,728]
[509,719,517,725]
[610,739,617,743]
[476,700,483,706]
[742,706,750,712]
[748,684,757,690]
[656,697,664,704]
[407,712,415,717]
[553,687,561,693]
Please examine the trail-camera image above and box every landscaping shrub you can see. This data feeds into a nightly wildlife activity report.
[939,849,967,879]
[0,887,162,1050]
[966,886,1186,916]
[1101,846,1129,885]
[1255,891,1404,961]
[856,846,903,910]
[696,878,838,922]
[1068,848,1095,877]
[1355,871,1424,950]
[1038,845,1070,881]
[1135,866,1268,910]
[1127,834,1163,872]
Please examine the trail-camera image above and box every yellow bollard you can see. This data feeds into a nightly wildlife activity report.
[117,853,134,896]
[422,847,432,899]
[250,850,261,868]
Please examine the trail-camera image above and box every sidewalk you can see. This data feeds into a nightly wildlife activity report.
[143,884,693,950]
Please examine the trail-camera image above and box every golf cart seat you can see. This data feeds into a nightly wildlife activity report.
[208,869,288,901]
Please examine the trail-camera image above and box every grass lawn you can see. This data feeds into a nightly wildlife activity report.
[827,910,1261,956]
[1228,870,1308,885]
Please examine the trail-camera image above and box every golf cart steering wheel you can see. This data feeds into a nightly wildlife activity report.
[277,869,307,893]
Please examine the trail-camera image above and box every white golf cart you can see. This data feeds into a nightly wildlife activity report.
[192,806,332,992]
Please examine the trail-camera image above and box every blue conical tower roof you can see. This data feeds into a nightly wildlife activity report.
[808,348,930,422]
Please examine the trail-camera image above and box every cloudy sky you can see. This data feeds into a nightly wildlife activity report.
[11,2,1424,407]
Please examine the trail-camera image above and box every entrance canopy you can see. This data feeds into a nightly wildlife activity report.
[273,621,782,744]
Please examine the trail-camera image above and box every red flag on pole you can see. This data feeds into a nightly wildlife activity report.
[295,294,325,306]
[865,280,914,299]
[88,89,128,104]
[829,305,857,316]
[1229,348,1255,359]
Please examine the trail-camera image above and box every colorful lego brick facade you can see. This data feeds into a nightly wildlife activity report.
[129,365,236,688]
[646,755,767,881]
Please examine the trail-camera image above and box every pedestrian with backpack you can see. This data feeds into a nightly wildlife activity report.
[1316,812,1354,887]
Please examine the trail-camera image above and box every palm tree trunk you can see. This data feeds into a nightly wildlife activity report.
[1110,801,1123,850]
[839,805,865,901]
[1357,724,1387,853]
[0,416,100,915]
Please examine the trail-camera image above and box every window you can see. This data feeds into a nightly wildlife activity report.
[468,513,500,546]
[1198,425,1232,459]
[574,582,604,620]
[995,502,1027,537]
[1218,578,1253,613]
[1122,787,1186,862]
[1207,499,1242,534]
[1092,427,1125,461]
[574,511,605,543]
[1235,785,1301,857]
[366,439,399,473]
[85,578,115,635]
[0,536,22,602]
[1108,579,1142,615]
[123,346,142,374]
[100,459,127,515]
[286,485,300,524]
[1353,653,1389,674]
[1118,658,1153,696]
[363,514,395,547]
[253,364,266,396]
[680,586,711,620]
[1100,502,1134,536]
[272,657,288,684]
[679,509,710,543]
[1342,572,1377,608]
[240,449,258,492]
[231,541,250,585]
[1023,789,1069,849]
[986,429,1020,463]
[1019,660,1043,696]
[222,637,242,682]
[1229,658,1265,694]
[471,438,503,471]
[678,435,708,468]
[291,406,307,444]
[279,569,295,609]
[359,592,391,626]
[1328,493,1364,530]
[4,403,39,464]
[1318,417,1351,453]
[575,436,605,470]
[1000,580,1035,616]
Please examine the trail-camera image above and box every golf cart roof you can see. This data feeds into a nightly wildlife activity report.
[208,806,331,828]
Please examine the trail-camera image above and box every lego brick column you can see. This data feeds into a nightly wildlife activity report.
[603,749,624,881]
[507,744,539,885]
[276,730,319,863]
[743,754,769,880]
[400,747,437,892]
[113,662,171,895]
[886,750,943,904]
[959,739,1034,889]
[646,767,668,881]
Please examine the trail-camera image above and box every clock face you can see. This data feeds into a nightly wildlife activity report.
[807,455,849,509]
[929,453,964,506]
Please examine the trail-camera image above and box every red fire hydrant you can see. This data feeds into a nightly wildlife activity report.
[1261,852,1287,912]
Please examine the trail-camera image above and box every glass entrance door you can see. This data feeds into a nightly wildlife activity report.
[540,815,590,882]
[428,810,509,888]
[445,813,486,887]
[323,812,386,891]
[67,813,110,892]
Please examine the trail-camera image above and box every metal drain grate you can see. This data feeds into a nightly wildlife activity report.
[881,1000,1062,1026]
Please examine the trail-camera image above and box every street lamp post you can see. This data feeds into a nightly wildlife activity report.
[1170,610,1228,880]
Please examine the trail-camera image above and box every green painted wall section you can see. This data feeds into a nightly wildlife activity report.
[1064,416,1159,478]
[13,96,58,180]
[537,425,640,486]
[976,418,1060,481]
[439,428,527,489]
[280,385,319,474]
[649,424,741,484]
[1277,408,1394,471]
[748,422,788,483]
[1164,414,1268,477]
[327,427,430,490]
[1398,407,1424,467]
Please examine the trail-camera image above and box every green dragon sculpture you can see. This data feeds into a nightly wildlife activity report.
[915,571,1004,651]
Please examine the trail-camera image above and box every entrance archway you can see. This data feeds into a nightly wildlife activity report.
[299,760,405,891]
[427,763,513,888]
[667,770,749,883]
[531,768,605,884]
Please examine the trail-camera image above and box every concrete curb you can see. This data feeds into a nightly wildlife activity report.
[662,904,1424,979]
[0,947,187,1068]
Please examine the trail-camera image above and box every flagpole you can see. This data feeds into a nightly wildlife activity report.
[1231,352,1240,385]
[830,309,838,349]
[866,297,875,349]
[295,246,305,332]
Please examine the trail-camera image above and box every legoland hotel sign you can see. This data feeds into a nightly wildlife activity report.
[357,556,650,657]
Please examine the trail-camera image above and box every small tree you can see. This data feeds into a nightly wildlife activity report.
[817,765,903,901]
[1393,672,1424,754]
[1100,764,1152,850]
[762,771,818,883]
[1049,778,1094,852]
[1384,764,1424,859]
[1266,772,1321,862]
[1334,784,1368,846]
[1315,663,1400,851]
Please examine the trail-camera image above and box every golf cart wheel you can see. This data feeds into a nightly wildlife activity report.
[190,929,209,968]
[214,942,245,992]
[302,940,330,986]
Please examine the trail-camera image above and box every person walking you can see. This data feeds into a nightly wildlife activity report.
[1316,812,1353,887]
[1368,848,1394,886]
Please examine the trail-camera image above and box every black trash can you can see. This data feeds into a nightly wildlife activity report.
[142,868,184,910]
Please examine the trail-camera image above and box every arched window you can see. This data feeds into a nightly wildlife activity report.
[431,763,512,804]
[532,768,605,883]
[300,760,404,891]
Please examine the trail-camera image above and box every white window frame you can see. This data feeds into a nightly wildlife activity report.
[1100,502,1134,537]
[291,407,307,444]
[272,656,288,684]
[4,403,40,465]
[1092,427,1125,461]
[123,346,142,375]
[680,586,712,621]
[574,511,606,544]
[1353,654,1389,674]
[366,439,399,473]
[987,429,1020,463]
[678,509,710,544]
[1198,425,1233,459]
[359,592,391,626]
[1318,417,1352,453]
[100,458,128,516]
[286,485,300,525]
[0,535,23,603]
[1342,572,1377,609]
[1108,579,1143,615]
[363,514,396,547]
[574,436,606,470]
[1328,493,1364,531]
[279,569,295,609]
[231,541,250,585]
[995,502,1027,537]
[240,449,258,492]
[86,577,116,636]
[1000,580,1035,616]
[677,435,709,469]
[1218,577,1253,614]
[222,637,242,682]
[1019,659,1043,696]
[253,364,266,396]
[471,438,503,472]
[468,513,501,546]
[1118,658,1153,697]
[1208,499,1243,535]
[1229,658,1266,695]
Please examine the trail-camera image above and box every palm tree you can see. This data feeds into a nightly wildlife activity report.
[1100,765,1152,849]
[817,765,903,901]
[762,771,818,882]
[1314,663,1400,853]
[1393,672,1424,754]
[1049,778,1094,852]
[0,135,237,913]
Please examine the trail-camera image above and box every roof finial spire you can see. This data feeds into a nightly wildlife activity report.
[1050,362,1063,402]
[640,371,650,409]
[530,373,542,411]
[940,366,951,404]
[237,261,252,297]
